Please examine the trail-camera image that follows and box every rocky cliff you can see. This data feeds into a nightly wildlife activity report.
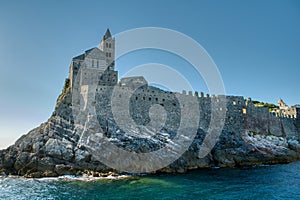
[1,79,300,178]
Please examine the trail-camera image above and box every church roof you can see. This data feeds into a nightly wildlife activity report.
[72,47,105,60]
[72,54,85,60]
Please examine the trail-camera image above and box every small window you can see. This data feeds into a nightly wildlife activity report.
[242,108,247,114]
[106,52,108,57]
[149,97,151,101]
[160,103,164,107]
[156,98,158,101]
[109,43,111,48]
[106,43,108,48]
[143,97,145,100]
[173,103,176,106]
[136,97,138,100]
[162,99,165,102]
[109,53,111,57]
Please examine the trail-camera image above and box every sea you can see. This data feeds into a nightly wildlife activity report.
[0,162,299,200]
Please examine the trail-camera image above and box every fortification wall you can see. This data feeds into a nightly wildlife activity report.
[281,117,299,140]
[223,96,245,133]
[244,104,270,134]
[296,108,300,132]
[198,94,211,132]
[268,114,283,136]
[93,85,248,136]
[82,77,299,141]
[244,101,299,138]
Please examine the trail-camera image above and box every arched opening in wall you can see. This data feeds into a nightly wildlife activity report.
[149,97,151,101]
[160,104,164,107]
[106,43,108,48]
[156,98,158,101]
[136,97,138,100]
[143,97,145,100]
[233,101,237,105]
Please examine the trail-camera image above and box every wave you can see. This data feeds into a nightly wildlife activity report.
[0,174,134,182]
[36,174,133,181]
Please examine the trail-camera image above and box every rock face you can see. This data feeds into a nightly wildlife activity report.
[0,83,300,178]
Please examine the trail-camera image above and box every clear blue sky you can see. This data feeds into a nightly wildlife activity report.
[0,0,299,149]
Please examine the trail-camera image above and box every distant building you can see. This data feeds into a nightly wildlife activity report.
[272,99,298,118]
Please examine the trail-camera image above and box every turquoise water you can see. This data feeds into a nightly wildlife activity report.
[1,162,300,200]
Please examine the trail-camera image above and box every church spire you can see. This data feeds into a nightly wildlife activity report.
[103,28,112,40]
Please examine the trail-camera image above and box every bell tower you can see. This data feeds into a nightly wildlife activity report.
[100,28,115,70]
